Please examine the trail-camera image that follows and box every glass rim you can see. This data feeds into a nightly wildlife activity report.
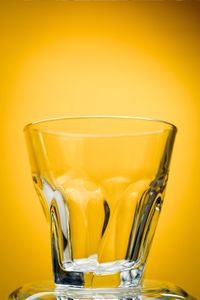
[24,115,177,138]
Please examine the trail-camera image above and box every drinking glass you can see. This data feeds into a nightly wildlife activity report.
[24,116,177,289]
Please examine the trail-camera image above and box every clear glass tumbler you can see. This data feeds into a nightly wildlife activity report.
[24,116,177,289]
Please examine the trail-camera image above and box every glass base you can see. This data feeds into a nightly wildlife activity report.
[9,279,196,300]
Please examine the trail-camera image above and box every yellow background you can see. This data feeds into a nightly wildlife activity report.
[0,0,199,299]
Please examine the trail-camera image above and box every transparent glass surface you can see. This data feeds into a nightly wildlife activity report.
[24,116,177,288]
[9,280,196,300]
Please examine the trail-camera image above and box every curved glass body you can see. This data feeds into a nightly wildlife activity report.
[24,116,177,288]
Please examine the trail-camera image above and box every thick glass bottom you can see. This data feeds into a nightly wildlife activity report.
[52,259,144,288]
[9,279,196,300]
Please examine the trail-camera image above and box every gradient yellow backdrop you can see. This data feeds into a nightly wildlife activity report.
[0,1,199,299]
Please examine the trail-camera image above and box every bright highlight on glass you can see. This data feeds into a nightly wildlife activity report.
[24,116,177,288]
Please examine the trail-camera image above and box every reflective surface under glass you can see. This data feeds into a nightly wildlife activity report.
[9,280,196,300]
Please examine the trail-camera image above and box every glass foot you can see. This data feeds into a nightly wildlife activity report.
[9,279,196,300]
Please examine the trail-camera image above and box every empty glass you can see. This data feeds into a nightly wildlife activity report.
[24,116,177,288]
